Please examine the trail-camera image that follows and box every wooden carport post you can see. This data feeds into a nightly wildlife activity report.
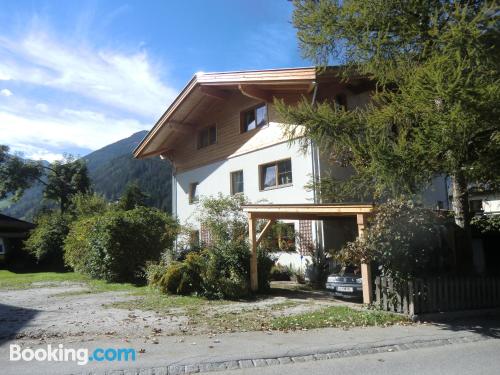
[358,214,373,304]
[249,213,275,292]
[249,213,258,292]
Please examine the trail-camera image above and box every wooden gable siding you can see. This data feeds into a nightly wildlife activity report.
[171,86,371,174]
[171,91,303,173]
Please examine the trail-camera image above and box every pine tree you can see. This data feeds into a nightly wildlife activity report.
[277,1,500,242]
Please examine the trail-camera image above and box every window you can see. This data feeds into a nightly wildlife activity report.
[197,125,217,149]
[241,104,267,133]
[260,159,292,190]
[189,182,199,204]
[230,170,244,195]
[0,238,5,254]
[470,200,483,213]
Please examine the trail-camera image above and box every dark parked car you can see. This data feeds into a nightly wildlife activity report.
[325,265,363,298]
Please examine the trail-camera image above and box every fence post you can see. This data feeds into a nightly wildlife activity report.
[375,277,381,309]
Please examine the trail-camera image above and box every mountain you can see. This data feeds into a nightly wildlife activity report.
[1,131,172,220]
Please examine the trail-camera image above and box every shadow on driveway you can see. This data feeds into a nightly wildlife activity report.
[0,303,40,345]
[431,315,500,339]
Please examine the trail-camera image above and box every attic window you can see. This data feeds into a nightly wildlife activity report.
[241,104,267,133]
[198,125,217,149]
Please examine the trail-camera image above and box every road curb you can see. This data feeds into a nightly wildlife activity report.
[99,334,494,375]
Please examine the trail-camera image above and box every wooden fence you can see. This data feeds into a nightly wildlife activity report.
[374,276,500,316]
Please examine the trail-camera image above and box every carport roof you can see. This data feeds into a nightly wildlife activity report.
[241,203,374,220]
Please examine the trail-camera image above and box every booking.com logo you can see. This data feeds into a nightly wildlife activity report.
[10,344,136,366]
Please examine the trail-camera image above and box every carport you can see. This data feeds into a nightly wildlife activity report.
[241,204,374,304]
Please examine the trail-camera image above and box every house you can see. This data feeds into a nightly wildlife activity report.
[133,67,449,270]
[0,214,35,264]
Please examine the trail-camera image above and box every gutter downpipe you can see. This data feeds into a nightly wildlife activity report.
[309,82,324,252]
[161,154,178,251]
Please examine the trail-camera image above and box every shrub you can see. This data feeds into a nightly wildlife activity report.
[145,261,169,287]
[158,253,205,295]
[24,211,70,270]
[336,199,451,281]
[269,264,292,281]
[70,192,109,218]
[147,195,273,299]
[471,215,500,235]
[64,206,178,282]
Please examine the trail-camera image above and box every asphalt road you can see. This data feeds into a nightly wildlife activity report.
[216,339,500,375]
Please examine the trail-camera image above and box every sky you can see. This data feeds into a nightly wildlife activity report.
[0,0,308,161]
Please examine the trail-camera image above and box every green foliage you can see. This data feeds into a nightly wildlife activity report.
[64,206,178,282]
[269,264,292,281]
[197,194,273,297]
[24,211,70,269]
[0,145,42,201]
[281,1,500,231]
[44,157,91,213]
[118,181,149,210]
[148,195,274,299]
[471,215,500,235]
[271,305,407,330]
[3,131,173,220]
[168,253,205,295]
[70,192,109,218]
[336,200,450,281]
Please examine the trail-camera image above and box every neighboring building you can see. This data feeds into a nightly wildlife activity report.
[0,214,35,264]
[469,192,500,216]
[134,67,449,269]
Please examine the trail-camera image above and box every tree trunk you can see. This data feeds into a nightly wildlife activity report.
[451,172,473,273]
[451,172,470,231]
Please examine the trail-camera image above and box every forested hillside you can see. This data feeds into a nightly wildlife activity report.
[1,131,172,220]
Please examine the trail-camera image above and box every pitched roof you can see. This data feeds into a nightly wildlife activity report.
[0,214,36,231]
[133,66,370,159]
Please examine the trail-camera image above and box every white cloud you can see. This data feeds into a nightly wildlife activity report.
[0,28,177,119]
[0,109,148,155]
[0,88,12,97]
[9,143,64,162]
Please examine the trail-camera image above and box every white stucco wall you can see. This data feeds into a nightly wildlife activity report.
[175,141,315,226]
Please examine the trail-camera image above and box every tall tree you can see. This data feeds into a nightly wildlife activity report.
[0,145,42,200]
[44,157,91,213]
[277,1,500,239]
[118,181,149,210]
[0,147,91,213]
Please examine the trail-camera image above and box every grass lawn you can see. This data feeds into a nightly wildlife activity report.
[270,305,409,330]
[0,270,145,293]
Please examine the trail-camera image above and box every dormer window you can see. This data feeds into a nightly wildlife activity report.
[197,125,217,149]
[241,104,267,133]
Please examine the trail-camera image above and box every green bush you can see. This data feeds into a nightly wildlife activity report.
[147,195,273,299]
[24,211,70,270]
[269,264,292,281]
[337,199,451,281]
[64,206,178,282]
[471,215,500,235]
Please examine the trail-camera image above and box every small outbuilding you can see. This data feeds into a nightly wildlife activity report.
[0,214,35,264]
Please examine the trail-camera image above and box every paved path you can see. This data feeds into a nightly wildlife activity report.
[1,316,498,374]
[214,339,500,375]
